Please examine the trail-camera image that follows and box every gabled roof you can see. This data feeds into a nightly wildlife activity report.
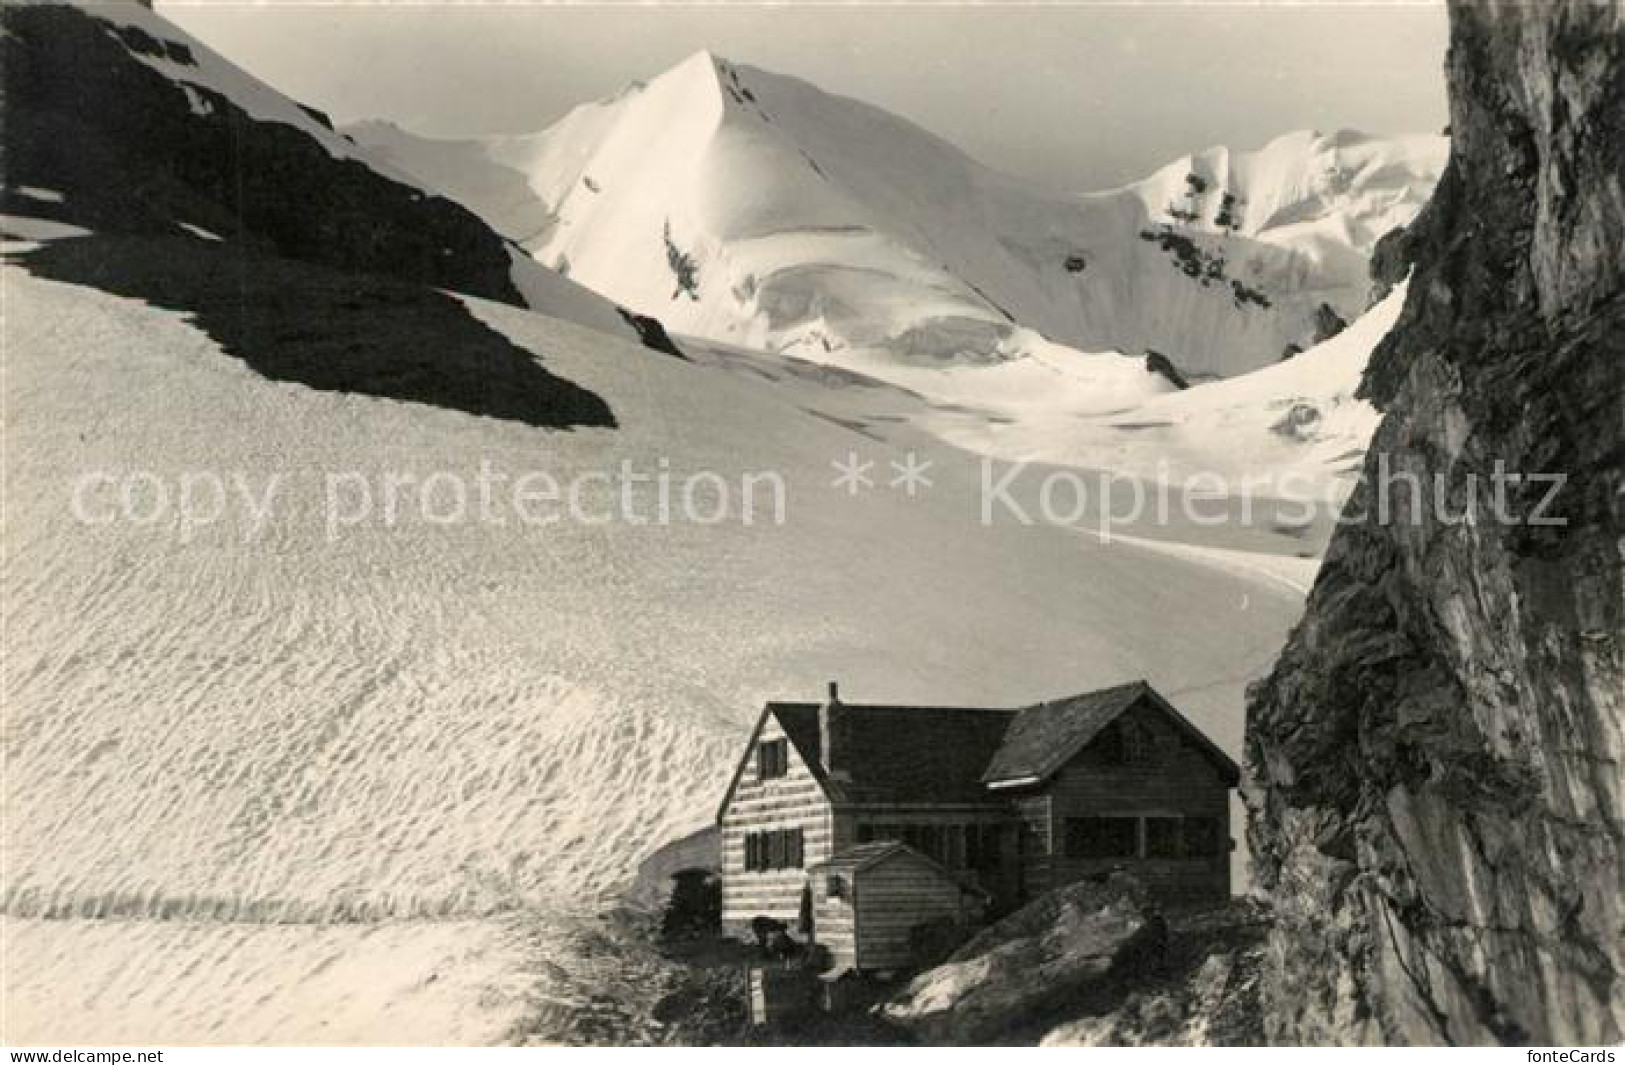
[982,680,1240,787]
[771,701,1018,806]
[716,682,1237,822]
[714,700,1017,821]
[810,841,990,898]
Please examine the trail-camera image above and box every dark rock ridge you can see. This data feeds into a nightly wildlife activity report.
[1144,349,1192,390]
[1311,302,1348,345]
[1367,223,1416,306]
[1245,0,1622,1045]
[17,234,617,431]
[617,308,688,360]
[1,2,523,304]
[0,1,661,426]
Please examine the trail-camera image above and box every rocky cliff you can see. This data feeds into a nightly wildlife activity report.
[1245,0,1623,1045]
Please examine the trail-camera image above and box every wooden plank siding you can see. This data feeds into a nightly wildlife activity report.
[809,866,857,971]
[839,806,1016,907]
[1013,792,1053,900]
[720,715,834,933]
[813,850,982,973]
[1040,702,1232,905]
[721,691,1238,942]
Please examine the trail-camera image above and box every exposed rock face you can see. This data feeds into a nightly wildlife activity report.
[0,1,648,427]
[1145,349,1192,390]
[1367,224,1415,306]
[1038,902,1268,1047]
[882,873,1166,1044]
[1,2,523,303]
[1245,0,1623,1046]
[1311,302,1349,345]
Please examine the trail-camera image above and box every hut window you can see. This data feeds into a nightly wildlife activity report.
[1097,723,1126,764]
[917,824,943,862]
[744,827,805,871]
[1122,720,1155,763]
[1063,816,1138,859]
[757,738,789,779]
[1144,817,1183,858]
[826,873,847,899]
[1183,817,1225,858]
[967,824,1001,870]
[1099,719,1155,765]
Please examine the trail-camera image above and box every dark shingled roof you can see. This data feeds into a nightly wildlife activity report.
[810,840,912,871]
[769,702,1017,806]
[982,680,1239,786]
[980,680,1147,784]
[716,682,1238,821]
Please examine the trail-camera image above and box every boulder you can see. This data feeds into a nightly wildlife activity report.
[882,873,1165,1044]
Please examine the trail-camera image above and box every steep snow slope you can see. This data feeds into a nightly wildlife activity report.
[4,259,1306,918]
[3,253,1309,1038]
[3,2,1400,1042]
[1,917,535,1045]
[348,54,1443,381]
[1,0,668,352]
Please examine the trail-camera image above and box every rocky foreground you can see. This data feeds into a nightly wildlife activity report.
[881,875,1265,1046]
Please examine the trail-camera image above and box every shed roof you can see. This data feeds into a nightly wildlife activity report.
[811,841,990,898]
[982,680,1240,787]
[810,840,914,872]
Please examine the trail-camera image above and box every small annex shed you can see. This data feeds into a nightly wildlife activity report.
[809,841,986,973]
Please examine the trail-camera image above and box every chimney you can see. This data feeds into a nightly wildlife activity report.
[819,681,849,781]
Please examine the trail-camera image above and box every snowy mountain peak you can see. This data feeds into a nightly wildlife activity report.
[642,47,730,118]
[346,56,1444,382]
[1121,128,1447,257]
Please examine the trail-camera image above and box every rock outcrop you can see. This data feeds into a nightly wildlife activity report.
[882,873,1166,1044]
[1038,901,1269,1047]
[1245,0,1623,1046]
[1,2,523,303]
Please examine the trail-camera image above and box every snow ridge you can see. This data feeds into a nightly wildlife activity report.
[346,55,1445,382]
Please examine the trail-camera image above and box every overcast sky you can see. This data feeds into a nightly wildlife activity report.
[158,1,1449,192]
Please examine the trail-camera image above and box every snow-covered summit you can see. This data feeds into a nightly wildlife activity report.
[1120,128,1448,287]
[347,56,1445,382]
